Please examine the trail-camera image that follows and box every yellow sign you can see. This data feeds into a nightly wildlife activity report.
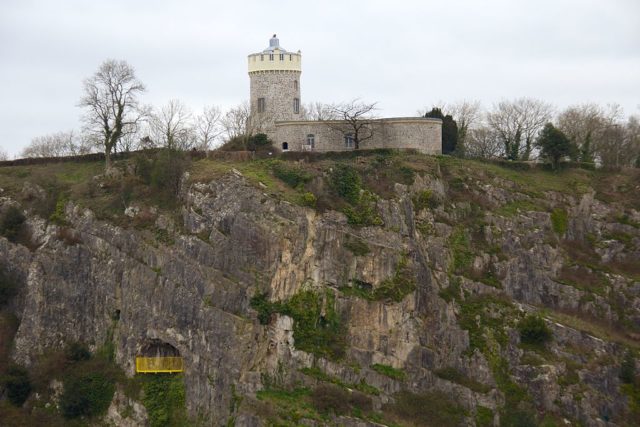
[135,356,184,373]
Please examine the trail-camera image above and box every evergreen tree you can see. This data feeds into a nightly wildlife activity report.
[536,123,572,170]
[424,108,458,155]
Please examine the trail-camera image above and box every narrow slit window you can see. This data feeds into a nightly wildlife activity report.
[257,98,266,113]
[344,134,354,149]
[293,98,300,114]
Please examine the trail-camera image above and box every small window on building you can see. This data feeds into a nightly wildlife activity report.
[282,142,289,151]
[344,134,354,149]
[293,98,300,114]
[279,54,284,60]
[306,134,315,148]
[269,53,274,61]
[294,80,298,90]
[289,54,292,60]
[260,54,264,61]
[257,98,266,113]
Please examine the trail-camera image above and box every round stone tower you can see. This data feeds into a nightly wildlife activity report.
[248,34,301,136]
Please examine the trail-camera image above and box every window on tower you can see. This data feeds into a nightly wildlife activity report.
[279,54,284,60]
[269,54,274,61]
[293,98,300,114]
[258,98,266,113]
[294,80,298,90]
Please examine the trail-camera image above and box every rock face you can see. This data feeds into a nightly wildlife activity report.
[2,160,640,426]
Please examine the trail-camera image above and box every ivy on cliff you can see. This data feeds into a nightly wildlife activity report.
[250,290,346,360]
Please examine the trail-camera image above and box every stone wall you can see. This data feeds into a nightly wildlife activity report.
[274,117,442,154]
[249,70,301,135]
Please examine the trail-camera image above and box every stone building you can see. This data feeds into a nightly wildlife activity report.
[248,35,442,154]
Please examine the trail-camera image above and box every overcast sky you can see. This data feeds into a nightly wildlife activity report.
[1,0,639,157]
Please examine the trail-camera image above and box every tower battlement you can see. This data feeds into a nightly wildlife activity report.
[248,35,302,136]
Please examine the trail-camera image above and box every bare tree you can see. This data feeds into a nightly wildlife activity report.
[221,101,251,142]
[327,99,378,150]
[195,105,223,150]
[465,126,503,159]
[487,98,553,160]
[447,100,483,156]
[0,148,8,161]
[149,99,194,150]
[20,130,94,158]
[79,59,146,169]
[302,102,338,121]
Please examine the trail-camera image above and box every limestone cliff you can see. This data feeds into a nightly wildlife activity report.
[0,153,639,426]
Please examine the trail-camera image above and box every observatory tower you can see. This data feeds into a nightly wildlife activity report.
[248,34,302,136]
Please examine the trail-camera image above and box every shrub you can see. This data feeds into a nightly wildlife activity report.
[344,237,370,256]
[372,254,416,303]
[250,293,275,325]
[0,206,26,242]
[343,191,382,227]
[371,363,406,380]
[330,164,361,204]
[139,374,187,427]
[620,350,636,384]
[311,384,350,415]
[251,290,346,360]
[299,192,317,208]
[272,161,312,188]
[60,371,115,418]
[0,268,18,307]
[65,342,91,362]
[383,390,465,427]
[311,384,372,416]
[49,196,68,225]
[550,208,568,235]
[412,189,440,211]
[3,365,31,406]
[518,315,552,346]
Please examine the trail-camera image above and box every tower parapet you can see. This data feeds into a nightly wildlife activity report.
[248,35,302,136]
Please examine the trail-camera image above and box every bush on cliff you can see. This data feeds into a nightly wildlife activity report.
[3,365,32,407]
[518,315,552,346]
[0,206,26,242]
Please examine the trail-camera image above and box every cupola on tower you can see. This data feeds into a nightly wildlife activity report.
[248,34,301,136]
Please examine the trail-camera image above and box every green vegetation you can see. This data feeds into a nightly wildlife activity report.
[250,290,346,360]
[495,199,542,217]
[0,267,18,307]
[412,189,439,211]
[371,363,406,380]
[344,236,370,256]
[518,315,553,346]
[343,190,382,227]
[383,390,466,427]
[60,370,115,418]
[457,294,516,353]
[0,205,26,242]
[551,208,568,235]
[371,253,416,302]
[64,341,91,362]
[329,163,361,204]
[311,383,372,416]
[3,365,32,407]
[271,161,312,188]
[434,367,492,393]
[299,366,380,395]
[139,374,188,427]
[449,226,474,273]
[438,278,461,303]
[620,350,636,384]
[475,406,494,427]
[256,387,326,425]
